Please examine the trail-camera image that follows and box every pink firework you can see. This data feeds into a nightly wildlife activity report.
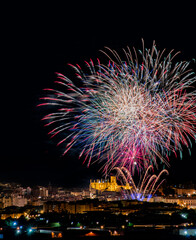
[38,40,196,174]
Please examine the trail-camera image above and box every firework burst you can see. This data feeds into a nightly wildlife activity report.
[38,40,196,174]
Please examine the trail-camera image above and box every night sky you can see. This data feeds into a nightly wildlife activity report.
[1,3,196,187]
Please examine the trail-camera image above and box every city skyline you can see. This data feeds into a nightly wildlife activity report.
[1,3,196,187]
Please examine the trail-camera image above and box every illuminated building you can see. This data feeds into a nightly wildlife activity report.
[90,176,131,192]
[1,211,26,220]
[175,188,196,196]
[67,201,96,214]
[31,186,48,198]
[153,196,196,209]
[12,196,28,207]
[43,201,68,213]
[2,196,12,208]
[39,187,49,198]
[43,200,97,214]
[165,197,196,209]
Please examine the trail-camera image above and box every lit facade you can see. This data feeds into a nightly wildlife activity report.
[2,196,12,208]
[153,196,196,209]
[12,196,28,207]
[175,188,196,196]
[43,201,97,214]
[90,176,132,192]
[1,212,25,220]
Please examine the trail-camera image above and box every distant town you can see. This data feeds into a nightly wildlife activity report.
[0,177,196,238]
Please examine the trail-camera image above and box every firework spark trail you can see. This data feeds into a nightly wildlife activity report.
[114,166,169,201]
[38,41,196,174]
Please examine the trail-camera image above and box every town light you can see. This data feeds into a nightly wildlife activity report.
[181,213,188,219]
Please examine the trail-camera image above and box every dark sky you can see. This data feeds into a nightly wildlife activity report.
[1,3,196,187]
